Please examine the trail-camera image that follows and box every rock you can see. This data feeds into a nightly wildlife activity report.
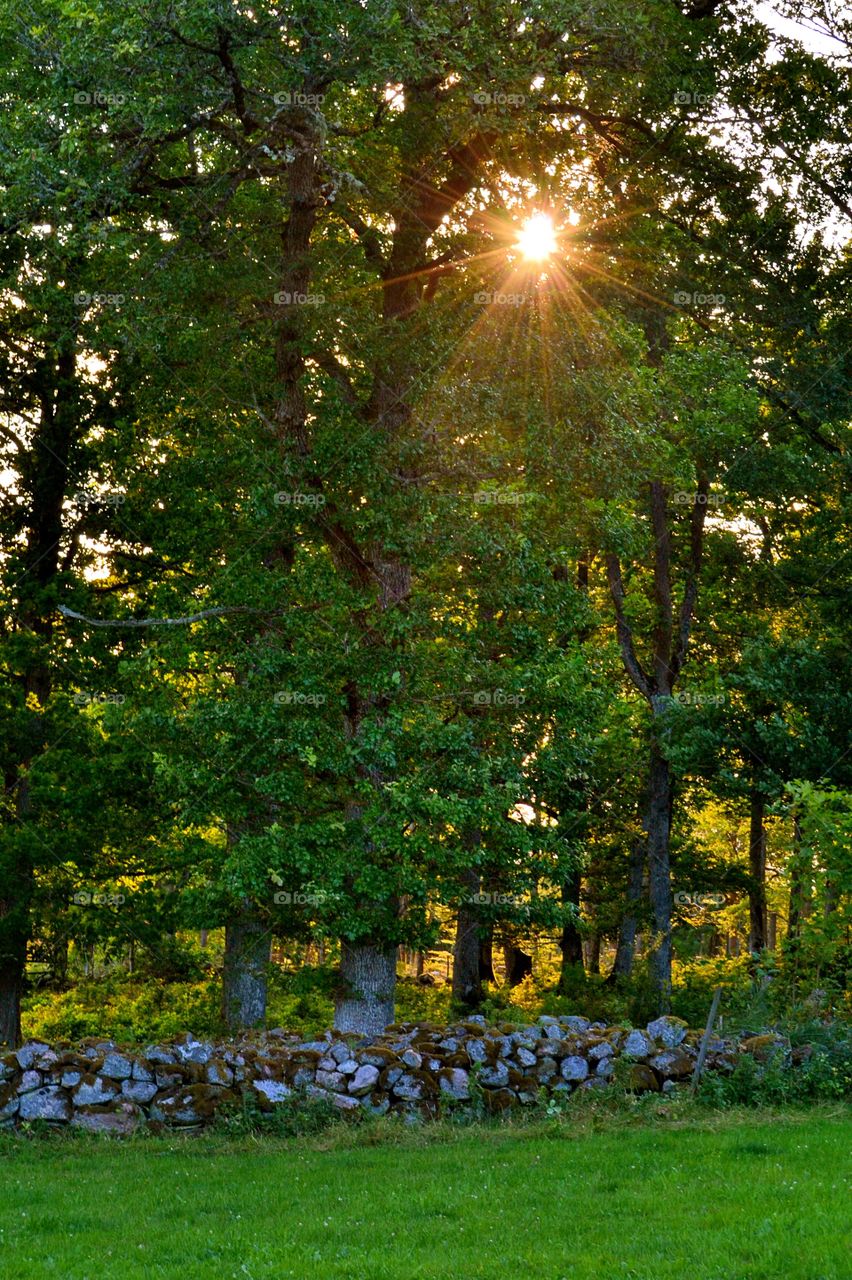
[174,1038,213,1065]
[465,1039,487,1063]
[535,1056,558,1082]
[478,1062,510,1088]
[154,1068,186,1090]
[0,1095,19,1120]
[18,1070,42,1093]
[647,1016,688,1048]
[438,1068,470,1100]
[71,1111,138,1135]
[401,1049,422,1069]
[151,1085,231,1125]
[588,1041,614,1063]
[292,1067,315,1088]
[330,1092,360,1110]
[74,1077,120,1106]
[144,1045,178,1065]
[315,1069,345,1091]
[561,1016,591,1033]
[516,1047,537,1068]
[131,1061,155,1083]
[740,1034,787,1062]
[543,1023,564,1040]
[15,1043,49,1071]
[329,1042,353,1065]
[627,1064,660,1093]
[337,1059,359,1076]
[623,1029,655,1059]
[253,1079,291,1105]
[19,1086,71,1122]
[595,1058,614,1078]
[348,1065,380,1096]
[205,1060,233,1087]
[484,1088,517,1113]
[60,1070,82,1088]
[100,1052,133,1080]
[560,1056,589,1083]
[661,1079,678,1094]
[121,1079,159,1104]
[393,1074,424,1101]
[648,1050,693,1081]
[360,1094,390,1116]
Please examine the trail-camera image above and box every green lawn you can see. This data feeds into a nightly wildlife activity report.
[0,1110,849,1279]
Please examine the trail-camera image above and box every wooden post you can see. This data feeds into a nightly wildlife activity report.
[691,986,723,1094]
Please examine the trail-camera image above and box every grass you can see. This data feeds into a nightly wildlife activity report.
[0,1107,849,1279]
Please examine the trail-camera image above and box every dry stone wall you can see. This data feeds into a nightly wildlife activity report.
[0,1015,793,1133]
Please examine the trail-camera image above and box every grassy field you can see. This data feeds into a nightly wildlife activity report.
[0,1108,849,1279]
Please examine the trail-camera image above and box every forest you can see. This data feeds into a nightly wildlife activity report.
[1,0,851,1056]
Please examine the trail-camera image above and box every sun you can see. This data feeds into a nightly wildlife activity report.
[516,212,557,261]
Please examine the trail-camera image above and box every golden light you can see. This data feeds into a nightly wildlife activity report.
[516,212,557,261]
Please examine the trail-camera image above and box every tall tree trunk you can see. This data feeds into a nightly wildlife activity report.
[558,867,584,988]
[334,941,396,1036]
[585,933,601,975]
[646,733,674,1011]
[748,791,768,952]
[452,868,484,1008]
[221,908,271,1031]
[502,941,533,986]
[608,833,646,980]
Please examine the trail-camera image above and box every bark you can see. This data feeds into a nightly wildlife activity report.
[609,833,646,980]
[748,792,768,952]
[221,909,271,1030]
[479,930,496,984]
[334,941,397,1036]
[452,868,484,1008]
[585,933,601,975]
[558,867,584,988]
[646,732,674,1011]
[502,943,533,986]
[767,912,777,951]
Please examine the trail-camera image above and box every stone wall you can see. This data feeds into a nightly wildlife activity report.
[0,1016,794,1133]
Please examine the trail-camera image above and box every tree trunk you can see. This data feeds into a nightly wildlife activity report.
[748,791,768,952]
[558,867,584,988]
[646,735,674,1012]
[586,933,601,975]
[767,912,777,950]
[221,910,271,1031]
[502,942,533,986]
[452,869,484,1008]
[609,834,646,980]
[334,941,397,1036]
[0,955,23,1049]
